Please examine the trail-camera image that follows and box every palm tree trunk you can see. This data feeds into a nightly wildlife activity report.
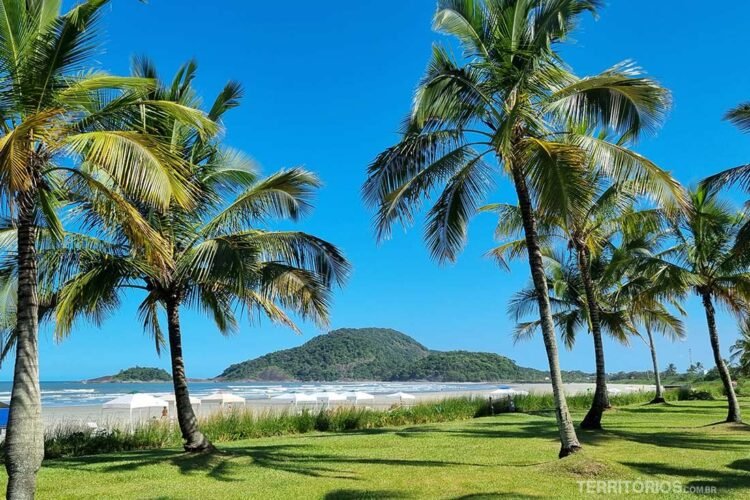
[576,245,610,430]
[701,291,741,423]
[165,293,215,452]
[510,164,581,457]
[646,325,665,404]
[5,190,44,500]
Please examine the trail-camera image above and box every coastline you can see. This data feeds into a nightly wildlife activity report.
[40,382,655,429]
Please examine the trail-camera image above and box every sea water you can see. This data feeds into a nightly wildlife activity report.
[0,381,500,407]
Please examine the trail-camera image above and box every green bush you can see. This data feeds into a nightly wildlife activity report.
[678,385,715,401]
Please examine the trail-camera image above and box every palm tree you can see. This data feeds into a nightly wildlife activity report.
[53,61,350,452]
[608,220,686,404]
[645,187,750,423]
[0,2,208,496]
[363,0,673,457]
[625,291,684,404]
[730,319,750,376]
[703,101,750,249]
[486,173,679,429]
[509,248,635,393]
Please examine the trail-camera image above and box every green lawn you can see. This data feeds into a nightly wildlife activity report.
[8,400,750,499]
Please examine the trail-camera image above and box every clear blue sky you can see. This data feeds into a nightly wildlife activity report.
[12,0,750,380]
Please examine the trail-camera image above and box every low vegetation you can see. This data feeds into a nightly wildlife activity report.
[35,392,670,460]
[12,398,750,498]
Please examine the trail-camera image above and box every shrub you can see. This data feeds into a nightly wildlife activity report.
[678,385,715,401]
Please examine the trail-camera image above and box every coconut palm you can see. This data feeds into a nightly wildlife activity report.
[611,224,686,404]
[730,319,750,376]
[644,187,750,422]
[485,172,679,429]
[0,2,211,496]
[363,0,675,457]
[52,61,350,452]
[509,227,684,406]
[510,250,634,343]
[703,102,750,250]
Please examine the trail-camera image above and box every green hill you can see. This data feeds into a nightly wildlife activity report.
[218,328,430,381]
[87,366,172,383]
[217,328,585,382]
[390,351,548,382]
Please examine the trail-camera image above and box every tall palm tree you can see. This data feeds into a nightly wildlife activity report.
[53,61,350,452]
[363,0,673,457]
[486,173,679,429]
[509,249,635,387]
[730,319,750,377]
[645,187,750,423]
[611,224,686,404]
[704,101,750,250]
[0,2,208,496]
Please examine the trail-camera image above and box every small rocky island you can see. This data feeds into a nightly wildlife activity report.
[85,366,172,383]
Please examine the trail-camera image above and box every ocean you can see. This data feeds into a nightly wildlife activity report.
[0,381,501,407]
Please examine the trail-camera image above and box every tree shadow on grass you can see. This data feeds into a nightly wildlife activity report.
[323,489,411,499]
[302,418,561,442]
[621,460,750,492]
[582,425,750,452]
[44,443,487,483]
[452,494,541,499]
[337,410,750,454]
[384,419,560,442]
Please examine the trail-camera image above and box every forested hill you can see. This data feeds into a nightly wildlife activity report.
[217,328,588,382]
[389,351,548,382]
[219,328,429,381]
[86,366,172,383]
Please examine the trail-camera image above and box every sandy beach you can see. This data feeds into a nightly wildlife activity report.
[39,382,655,430]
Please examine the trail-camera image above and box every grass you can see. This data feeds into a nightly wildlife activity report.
[5,397,750,499]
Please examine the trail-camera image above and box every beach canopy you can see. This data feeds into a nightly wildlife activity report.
[386,392,416,400]
[490,388,529,396]
[314,392,347,402]
[102,394,168,410]
[345,391,375,402]
[271,393,317,403]
[161,394,201,405]
[201,392,246,405]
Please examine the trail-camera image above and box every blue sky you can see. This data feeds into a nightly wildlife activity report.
[13,0,750,380]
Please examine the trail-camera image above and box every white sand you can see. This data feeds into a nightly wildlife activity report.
[40,383,655,430]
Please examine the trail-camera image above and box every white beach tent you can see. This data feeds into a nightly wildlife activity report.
[313,392,347,408]
[160,393,201,416]
[490,388,529,397]
[102,394,169,424]
[201,392,246,408]
[314,392,347,402]
[161,393,201,405]
[345,391,375,404]
[271,393,318,406]
[386,392,416,404]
